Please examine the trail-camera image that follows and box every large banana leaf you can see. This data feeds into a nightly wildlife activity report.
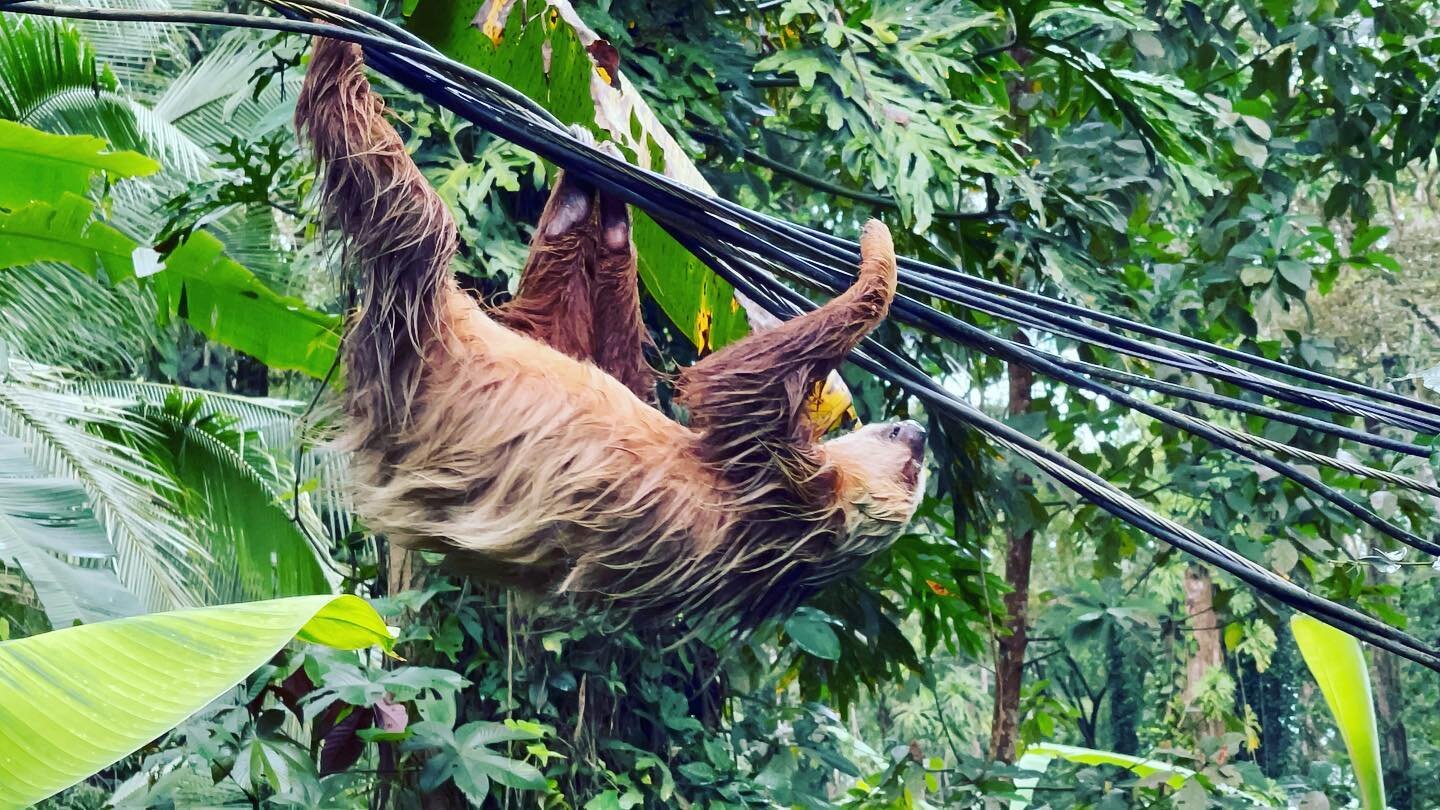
[405,0,752,349]
[0,124,159,368]
[0,189,341,379]
[0,594,395,808]
[0,119,158,208]
[1292,615,1386,810]
[151,230,341,379]
[0,194,139,281]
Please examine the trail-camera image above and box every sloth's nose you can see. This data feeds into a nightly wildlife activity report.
[895,420,927,452]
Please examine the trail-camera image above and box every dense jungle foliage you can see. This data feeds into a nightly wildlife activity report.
[2,0,1440,806]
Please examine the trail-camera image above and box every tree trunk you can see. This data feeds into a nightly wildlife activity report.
[1372,619,1413,808]
[1105,626,1140,754]
[229,353,270,396]
[989,352,1034,763]
[1182,565,1225,743]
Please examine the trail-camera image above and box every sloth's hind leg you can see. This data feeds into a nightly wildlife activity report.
[494,133,599,361]
[589,141,655,401]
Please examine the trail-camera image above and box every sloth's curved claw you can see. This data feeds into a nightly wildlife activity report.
[567,123,597,148]
[595,138,625,162]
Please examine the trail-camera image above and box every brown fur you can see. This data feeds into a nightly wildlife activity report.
[298,36,926,629]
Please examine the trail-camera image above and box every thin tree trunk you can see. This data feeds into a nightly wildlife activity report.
[989,350,1034,763]
[1105,626,1140,754]
[1182,565,1225,744]
[385,542,420,598]
[1373,608,1413,808]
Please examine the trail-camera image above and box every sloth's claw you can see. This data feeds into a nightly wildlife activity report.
[568,124,597,148]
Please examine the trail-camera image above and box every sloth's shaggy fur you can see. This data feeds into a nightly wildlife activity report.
[298,36,927,628]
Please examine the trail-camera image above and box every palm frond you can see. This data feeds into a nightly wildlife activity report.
[123,393,334,601]
[24,86,213,180]
[0,262,153,371]
[296,444,352,543]
[29,0,192,99]
[0,14,213,240]
[153,28,291,144]
[0,362,206,611]
[0,436,146,626]
[74,379,303,449]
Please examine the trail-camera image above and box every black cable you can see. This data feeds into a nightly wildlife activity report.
[237,0,1440,432]
[723,231,1440,554]
[39,0,1432,437]
[339,13,1440,437]
[0,1,570,132]
[336,37,1440,554]
[682,230,1440,671]
[673,193,1440,434]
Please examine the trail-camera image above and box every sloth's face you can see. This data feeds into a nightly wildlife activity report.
[823,420,928,534]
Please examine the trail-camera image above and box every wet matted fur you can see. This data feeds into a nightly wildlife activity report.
[297,35,928,630]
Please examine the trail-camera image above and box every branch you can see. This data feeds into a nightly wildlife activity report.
[1197,37,1295,92]
[968,37,1019,62]
[734,143,1002,221]
[750,74,799,88]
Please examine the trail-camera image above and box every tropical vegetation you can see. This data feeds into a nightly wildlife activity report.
[1,0,1438,807]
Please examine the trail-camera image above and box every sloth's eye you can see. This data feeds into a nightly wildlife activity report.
[887,425,902,440]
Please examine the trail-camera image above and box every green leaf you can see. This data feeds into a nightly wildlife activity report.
[0,198,340,379]
[785,609,841,660]
[677,761,717,785]
[0,194,138,282]
[466,749,546,790]
[151,232,342,379]
[0,594,394,807]
[0,119,158,208]
[1291,616,1386,810]
[585,790,624,810]
[459,720,543,748]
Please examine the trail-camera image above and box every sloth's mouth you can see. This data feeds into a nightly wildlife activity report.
[901,455,923,489]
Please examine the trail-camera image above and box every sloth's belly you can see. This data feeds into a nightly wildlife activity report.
[351,429,711,577]
[348,328,716,580]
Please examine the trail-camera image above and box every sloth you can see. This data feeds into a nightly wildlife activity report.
[297,35,927,629]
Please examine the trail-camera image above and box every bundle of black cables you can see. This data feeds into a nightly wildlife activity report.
[5,0,1440,668]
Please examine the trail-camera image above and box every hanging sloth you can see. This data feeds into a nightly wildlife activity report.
[297,35,927,629]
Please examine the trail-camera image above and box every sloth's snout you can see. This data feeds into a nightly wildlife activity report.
[887,420,927,454]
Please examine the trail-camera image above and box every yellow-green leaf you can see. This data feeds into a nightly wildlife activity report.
[0,595,394,808]
[1291,615,1386,810]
